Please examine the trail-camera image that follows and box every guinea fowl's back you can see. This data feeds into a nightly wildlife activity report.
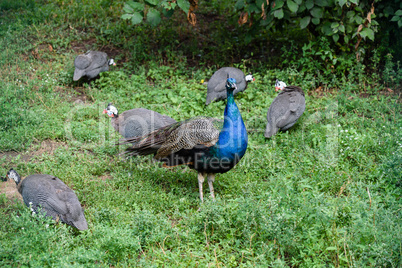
[265,86,305,138]
[206,67,248,105]
[117,108,177,139]
[19,175,88,230]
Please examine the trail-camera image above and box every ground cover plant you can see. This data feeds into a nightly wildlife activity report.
[0,0,401,267]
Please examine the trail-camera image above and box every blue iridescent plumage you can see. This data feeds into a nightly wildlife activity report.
[122,78,248,202]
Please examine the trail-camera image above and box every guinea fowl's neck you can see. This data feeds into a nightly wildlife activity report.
[216,90,248,160]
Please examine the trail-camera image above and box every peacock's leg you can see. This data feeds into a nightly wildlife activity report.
[197,172,206,202]
[207,173,216,199]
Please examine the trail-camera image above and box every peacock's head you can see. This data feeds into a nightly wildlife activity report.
[103,102,119,118]
[275,79,287,91]
[225,77,238,91]
[108,59,116,66]
[245,73,255,83]
[6,168,21,185]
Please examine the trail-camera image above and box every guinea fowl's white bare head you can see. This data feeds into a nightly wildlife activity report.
[275,79,287,92]
[103,103,118,118]
[108,59,116,66]
[245,73,255,82]
[6,168,21,185]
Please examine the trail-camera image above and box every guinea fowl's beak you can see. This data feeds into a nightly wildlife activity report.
[102,109,107,114]
[275,87,281,92]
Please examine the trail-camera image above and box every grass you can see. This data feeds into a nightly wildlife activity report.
[0,0,401,267]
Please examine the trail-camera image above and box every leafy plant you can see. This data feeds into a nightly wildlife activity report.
[121,0,191,27]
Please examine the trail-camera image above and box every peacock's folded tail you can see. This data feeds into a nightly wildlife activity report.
[122,117,223,158]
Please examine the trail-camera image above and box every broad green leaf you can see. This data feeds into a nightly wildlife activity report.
[145,0,158,6]
[383,6,394,17]
[235,0,244,9]
[349,0,358,4]
[177,0,190,14]
[274,8,284,19]
[273,0,285,10]
[294,0,302,5]
[338,0,347,8]
[390,15,399,22]
[131,12,143,24]
[315,0,330,7]
[339,24,345,32]
[331,22,340,29]
[287,0,299,13]
[360,28,374,41]
[321,21,333,35]
[398,20,402,27]
[162,8,175,17]
[126,1,144,11]
[300,16,311,29]
[248,3,261,13]
[310,7,324,18]
[312,17,320,24]
[355,15,363,24]
[333,34,339,42]
[305,0,314,10]
[344,35,349,43]
[346,11,355,18]
[121,14,133,20]
[146,8,161,27]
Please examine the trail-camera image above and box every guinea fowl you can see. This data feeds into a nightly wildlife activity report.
[4,169,88,230]
[121,78,248,202]
[103,103,177,139]
[73,51,115,81]
[205,67,254,105]
[264,80,306,138]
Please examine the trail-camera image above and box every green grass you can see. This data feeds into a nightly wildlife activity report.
[0,0,401,267]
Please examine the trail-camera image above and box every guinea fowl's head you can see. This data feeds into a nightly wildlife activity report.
[103,103,118,118]
[108,59,116,66]
[225,77,238,92]
[6,168,21,185]
[275,79,287,91]
[245,73,255,82]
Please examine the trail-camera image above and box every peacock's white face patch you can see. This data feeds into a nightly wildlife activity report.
[275,80,287,91]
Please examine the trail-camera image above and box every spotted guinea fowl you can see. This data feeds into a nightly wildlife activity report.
[4,169,88,230]
[205,67,254,105]
[121,78,248,202]
[73,51,115,81]
[103,103,177,139]
[264,80,306,138]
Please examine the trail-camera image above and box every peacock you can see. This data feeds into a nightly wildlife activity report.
[121,77,248,202]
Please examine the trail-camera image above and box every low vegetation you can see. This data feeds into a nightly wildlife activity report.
[0,0,401,267]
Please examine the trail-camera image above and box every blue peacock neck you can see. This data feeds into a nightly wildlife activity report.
[215,89,248,162]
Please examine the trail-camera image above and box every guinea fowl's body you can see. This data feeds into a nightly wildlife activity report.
[104,104,176,139]
[73,51,113,81]
[264,85,305,138]
[206,67,253,105]
[123,78,248,201]
[8,170,88,230]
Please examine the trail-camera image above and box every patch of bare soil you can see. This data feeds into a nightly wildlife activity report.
[0,140,68,202]
[0,179,23,203]
[0,140,68,166]
[54,86,91,104]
